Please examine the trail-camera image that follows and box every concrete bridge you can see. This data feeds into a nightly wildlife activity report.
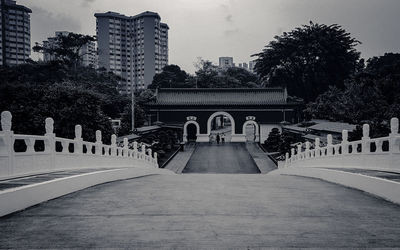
[1,111,400,248]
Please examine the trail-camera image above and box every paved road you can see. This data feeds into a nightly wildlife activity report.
[1,174,400,248]
[183,143,261,173]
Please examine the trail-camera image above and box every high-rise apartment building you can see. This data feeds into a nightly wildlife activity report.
[0,0,31,66]
[218,57,234,69]
[42,31,97,67]
[95,11,169,94]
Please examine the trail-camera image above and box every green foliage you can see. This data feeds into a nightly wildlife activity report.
[148,65,194,89]
[264,128,282,152]
[0,81,113,143]
[117,90,156,136]
[195,60,261,88]
[33,32,96,68]
[149,60,261,89]
[253,22,361,102]
[0,61,128,143]
[306,53,400,138]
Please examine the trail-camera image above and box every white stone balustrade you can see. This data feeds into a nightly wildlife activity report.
[0,111,158,178]
[278,118,400,172]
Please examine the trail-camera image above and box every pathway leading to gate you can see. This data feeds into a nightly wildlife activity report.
[1,174,400,248]
[183,143,261,173]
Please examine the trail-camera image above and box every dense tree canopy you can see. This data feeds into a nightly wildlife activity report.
[305,53,400,138]
[33,32,96,69]
[147,65,193,89]
[253,22,361,102]
[0,61,129,142]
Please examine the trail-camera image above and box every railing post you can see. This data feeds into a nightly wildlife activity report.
[305,141,311,159]
[291,148,295,163]
[111,134,117,156]
[285,152,289,167]
[123,138,128,157]
[1,111,15,176]
[74,125,83,155]
[327,134,333,156]
[362,124,370,154]
[95,130,102,155]
[154,152,158,167]
[44,117,56,170]
[133,141,138,159]
[147,148,152,162]
[297,144,302,160]
[341,130,349,155]
[315,138,320,157]
[390,118,399,153]
[141,145,146,160]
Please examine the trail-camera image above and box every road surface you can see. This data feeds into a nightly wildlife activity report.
[1,174,400,248]
[183,143,261,173]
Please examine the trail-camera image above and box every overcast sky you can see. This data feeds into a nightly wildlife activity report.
[20,0,400,73]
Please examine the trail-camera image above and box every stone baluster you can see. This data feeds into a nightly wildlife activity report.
[154,152,158,167]
[147,148,152,162]
[95,130,102,155]
[74,125,83,155]
[285,152,289,167]
[44,117,56,170]
[389,118,399,153]
[342,130,349,155]
[327,134,333,156]
[314,138,320,157]
[111,134,117,156]
[133,141,138,159]
[362,124,370,154]
[123,138,129,157]
[141,145,146,160]
[297,144,302,160]
[305,141,311,159]
[1,111,15,175]
[291,148,295,162]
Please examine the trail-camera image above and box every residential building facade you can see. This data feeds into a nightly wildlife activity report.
[42,31,97,67]
[218,57,234,69]
[0,0,31,66]
[95,11,169,94]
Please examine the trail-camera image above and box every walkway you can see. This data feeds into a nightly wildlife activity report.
[183,143,260,173]
[245,143,277,173]
[164,143,197,173]
[1,174,400,248]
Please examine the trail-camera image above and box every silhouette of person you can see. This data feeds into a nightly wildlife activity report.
[216,133,220,144]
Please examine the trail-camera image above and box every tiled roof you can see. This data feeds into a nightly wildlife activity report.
[308,121,357,133]
[151,88,289,106]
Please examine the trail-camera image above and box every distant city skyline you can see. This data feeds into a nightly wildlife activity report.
[19,0,400,73]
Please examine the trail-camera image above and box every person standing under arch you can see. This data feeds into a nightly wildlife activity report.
[216,133,220,144]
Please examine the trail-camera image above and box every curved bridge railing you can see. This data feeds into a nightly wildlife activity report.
[279,118,400,172]
[0,111,158,178]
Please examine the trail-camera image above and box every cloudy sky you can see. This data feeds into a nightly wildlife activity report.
[20,0,400,73]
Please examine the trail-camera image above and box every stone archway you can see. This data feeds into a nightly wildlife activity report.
[183,120,200,142]
[207,111,236,142]
[242,120,260,142]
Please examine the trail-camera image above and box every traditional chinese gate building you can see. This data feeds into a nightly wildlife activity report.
[146,88,303,142]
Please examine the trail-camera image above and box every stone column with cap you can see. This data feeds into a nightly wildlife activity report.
[1,111,15,175]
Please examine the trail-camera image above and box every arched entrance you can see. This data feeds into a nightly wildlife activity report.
[207,111,236,142]
[183,120,200,142]
[242,120,260,142]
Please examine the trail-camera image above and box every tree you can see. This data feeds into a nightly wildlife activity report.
[264,128,282,152]
[33,32,96,70]
[118,90,155,136]
[253,22,361,102]
[195,59,261,88]
[305,53,400,138]
[148,65,194,89]
[0,81,113,143]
